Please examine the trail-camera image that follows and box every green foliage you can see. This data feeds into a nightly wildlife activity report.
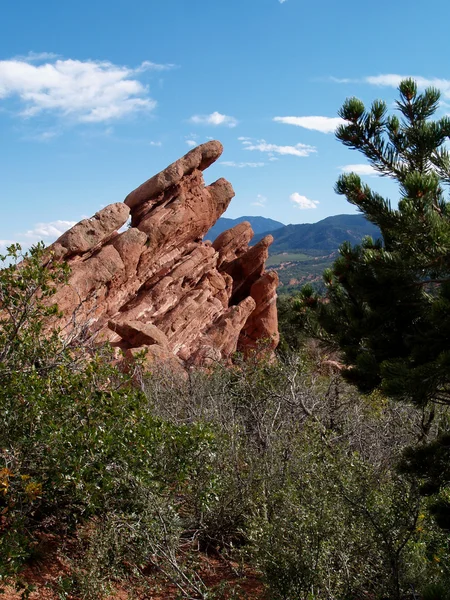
[0,243,70,373]
[141,354,449,599]
[1,242,449,598]
[296,80,450,406]
[251,437,420,599]
[292,80,450,536]
[0,245,219,594]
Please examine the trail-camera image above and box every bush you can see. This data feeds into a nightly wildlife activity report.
[1,243,449,598]
[0,245,219,595]
[140,354,448,599]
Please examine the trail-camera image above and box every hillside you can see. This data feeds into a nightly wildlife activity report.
[206,215,285,241]
[253,213,381,254]
[216,214,382,294]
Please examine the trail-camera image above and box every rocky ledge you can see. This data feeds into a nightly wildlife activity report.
[47,141,279,369]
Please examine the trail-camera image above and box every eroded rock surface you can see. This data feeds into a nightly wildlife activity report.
[46,141,279,368]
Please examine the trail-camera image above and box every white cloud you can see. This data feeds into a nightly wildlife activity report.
[274,115,347,134]
[252,194,268,207]
[221,161,265,168]
[332,73,450,101]
[23,220,77,240]
[365,75,450,100]
[340,164,378,176]
[365,74,405,88]
[0,219,77,254]
[290,192,319,209]
[149,140,162,146]
[0,56,172,123]
[186,139,197,147]
[241,137,316,157]
[279,0,287,3]
[189,111,238,128]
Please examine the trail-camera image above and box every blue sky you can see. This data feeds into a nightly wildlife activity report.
[1,0,450,248]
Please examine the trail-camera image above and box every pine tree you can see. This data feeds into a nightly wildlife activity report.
[297,79,450,406]
[295,79,450,527]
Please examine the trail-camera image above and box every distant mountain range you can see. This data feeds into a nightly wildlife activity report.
[206,214,382,293]
[253,214,381,254]
[207,214,381,255]
[206,216,285,241]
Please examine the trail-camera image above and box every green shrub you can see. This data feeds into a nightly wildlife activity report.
[0,245,219,593]
[1,243,449,598]
[141,354,449,599]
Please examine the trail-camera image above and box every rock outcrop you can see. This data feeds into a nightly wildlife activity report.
[46,141,279,368]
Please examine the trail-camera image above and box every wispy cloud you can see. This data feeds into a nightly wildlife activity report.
[0,219,78,254]
[0,219,77,253]
[340,164,378,176]
[252,194,268,207]
[189,111,238,128]
[332,73,450,100]
[0,56,175,123]
[279,0,288,3]
[23,220,77,240]
[241,137,316,157]
[135,60,177,72]
[365,74,450,99]
[13,51,61,63]
[22,128,61,142]
[186,139,197,147]
[329,76,354,84]
[274,115,346,134]
[221,161,265,168]
[290,192,319,209]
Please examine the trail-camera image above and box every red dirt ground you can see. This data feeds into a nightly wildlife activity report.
[1,535,266,599]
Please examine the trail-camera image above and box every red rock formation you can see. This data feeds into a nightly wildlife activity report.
[46,141,279,368]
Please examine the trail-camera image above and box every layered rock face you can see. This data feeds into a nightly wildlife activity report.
[47,141,279,368]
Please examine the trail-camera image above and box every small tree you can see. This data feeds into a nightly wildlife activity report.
[295,79,450,526]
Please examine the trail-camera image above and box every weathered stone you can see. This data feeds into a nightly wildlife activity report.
[124,141,224,210]
[42,142,279,370]
[54,203,130,256]
[220,235,273,304]
[212,221,254,267]
[238,271,280,354]
[108,319,169,348]
[191,296,256,365]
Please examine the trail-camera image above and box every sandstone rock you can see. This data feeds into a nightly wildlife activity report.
[42,142,279,370]
[238,271,280,354]
[212,221,254,267]
[190,296,256,365]
[108,319,169,348]
[124,141,224,210]
[133,172,234,248]
[55,203,130,257]
[220,235,273,305]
